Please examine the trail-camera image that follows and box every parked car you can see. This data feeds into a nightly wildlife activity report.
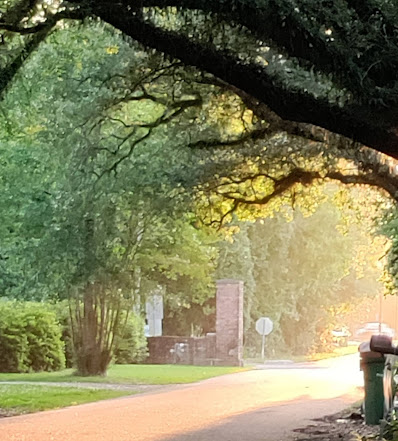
[354,322,395,342]
[331,327,351,346]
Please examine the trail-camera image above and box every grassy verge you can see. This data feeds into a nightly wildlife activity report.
[245,344,359,364]
[0,384,133,417]
[306,345,358,362]
[0,364,248,385]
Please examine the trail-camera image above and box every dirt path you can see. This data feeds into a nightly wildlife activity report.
[0,355,364,441]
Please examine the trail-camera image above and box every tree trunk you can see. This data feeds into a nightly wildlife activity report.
[71,283,113,376]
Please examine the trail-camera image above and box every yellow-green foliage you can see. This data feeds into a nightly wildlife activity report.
[0,301,65,373]
[113,313,148,364]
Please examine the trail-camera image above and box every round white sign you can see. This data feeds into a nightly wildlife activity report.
[255,317,273,336]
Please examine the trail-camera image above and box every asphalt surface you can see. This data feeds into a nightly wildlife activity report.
[0,355,364,441]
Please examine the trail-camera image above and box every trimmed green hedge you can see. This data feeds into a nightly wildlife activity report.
[0,301,65,373]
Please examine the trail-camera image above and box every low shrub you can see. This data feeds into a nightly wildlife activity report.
[54,302,74,368]
[113,313,147,364]
[0,301,65,373]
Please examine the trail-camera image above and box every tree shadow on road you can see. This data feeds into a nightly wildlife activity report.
[155,397,361,441]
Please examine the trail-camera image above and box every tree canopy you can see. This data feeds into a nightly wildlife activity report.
[2,1,398,157]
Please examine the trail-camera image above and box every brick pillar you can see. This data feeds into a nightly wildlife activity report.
[216,279,244,366]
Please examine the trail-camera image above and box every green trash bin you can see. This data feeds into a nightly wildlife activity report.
[359,341,385,425]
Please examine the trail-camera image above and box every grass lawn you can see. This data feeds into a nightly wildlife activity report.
[245,344,359,364]
[0,384,134,416]
[0,364,248,385]
[306,344,359,361]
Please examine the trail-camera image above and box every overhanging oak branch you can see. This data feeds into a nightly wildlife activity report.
[92,10,398,156]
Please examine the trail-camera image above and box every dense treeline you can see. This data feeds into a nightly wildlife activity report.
[218,204,383,355]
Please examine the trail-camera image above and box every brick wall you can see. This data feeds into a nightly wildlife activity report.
[215,279,244,366]
[145,279,244,366]
[146,335,216,365]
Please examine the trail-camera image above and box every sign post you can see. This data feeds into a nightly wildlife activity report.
[255,317,273,362]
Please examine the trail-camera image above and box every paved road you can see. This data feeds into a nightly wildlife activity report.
[0,355,364,441]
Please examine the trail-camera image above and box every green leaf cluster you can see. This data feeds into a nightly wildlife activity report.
[113,313,148,364]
